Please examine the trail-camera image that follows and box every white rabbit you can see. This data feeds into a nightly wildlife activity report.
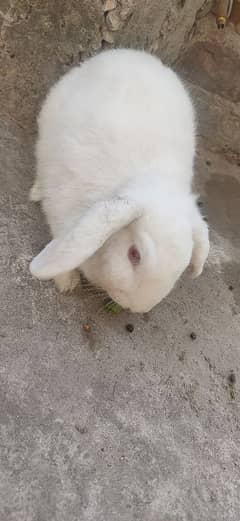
[29,49,209,313]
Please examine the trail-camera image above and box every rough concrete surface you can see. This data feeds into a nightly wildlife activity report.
[0,2,240,520]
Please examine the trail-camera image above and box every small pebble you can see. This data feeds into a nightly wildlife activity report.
[119,455,127,461]
[125,323,134,333]
[190,332,197,340]
[206,159,211,166]
[228,285,234,291]
[83,323,91,333]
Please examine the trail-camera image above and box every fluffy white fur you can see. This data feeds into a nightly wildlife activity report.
[30,48,209,313]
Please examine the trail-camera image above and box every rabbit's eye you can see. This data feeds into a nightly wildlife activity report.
[128,245,141,266]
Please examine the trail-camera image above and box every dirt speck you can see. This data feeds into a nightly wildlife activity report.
[228,371,236,385]
[75,425,88,434]
[178,351,186,362]
[126,323,134,333]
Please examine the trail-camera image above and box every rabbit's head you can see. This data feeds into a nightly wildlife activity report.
[30,191,209,313]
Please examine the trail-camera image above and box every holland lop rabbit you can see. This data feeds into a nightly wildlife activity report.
[30,49,209,313]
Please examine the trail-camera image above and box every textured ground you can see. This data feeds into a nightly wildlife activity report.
[0,3,240,521]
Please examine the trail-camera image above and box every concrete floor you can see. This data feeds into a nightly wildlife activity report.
[1,113,240,521]
[1,6,240,521]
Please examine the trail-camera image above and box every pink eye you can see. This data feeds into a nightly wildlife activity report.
[128,245,141,266]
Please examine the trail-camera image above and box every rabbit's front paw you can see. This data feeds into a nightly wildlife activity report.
[54,270,80,293]
[29,180,42,202]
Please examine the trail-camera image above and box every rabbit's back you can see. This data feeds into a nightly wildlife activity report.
[37,49,195,233]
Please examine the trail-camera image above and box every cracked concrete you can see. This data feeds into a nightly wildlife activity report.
[0,2,240,520]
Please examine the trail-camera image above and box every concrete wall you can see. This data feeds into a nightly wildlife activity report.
[1,1,239,161]
[1,1,210,128]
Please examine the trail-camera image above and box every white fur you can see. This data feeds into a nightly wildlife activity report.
[30,49,209,313]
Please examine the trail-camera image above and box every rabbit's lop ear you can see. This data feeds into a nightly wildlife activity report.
[189,210,209,278]
[30,197,142,280]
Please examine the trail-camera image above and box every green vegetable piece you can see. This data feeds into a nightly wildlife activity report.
[104,300,123,314]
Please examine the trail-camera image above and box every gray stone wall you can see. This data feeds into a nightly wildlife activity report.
[1,1,239,162]
[1,1,211,129]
